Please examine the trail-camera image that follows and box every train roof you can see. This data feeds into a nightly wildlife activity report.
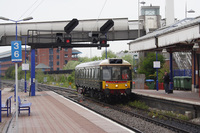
[75,59,131,69]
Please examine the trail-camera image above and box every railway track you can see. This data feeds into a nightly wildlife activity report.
[126,105,200,133]
[2,80,200,133]
[36,83,198,133]
[85,97,200,133]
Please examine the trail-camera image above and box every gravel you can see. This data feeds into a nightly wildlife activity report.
[80,100,175,133]
[190,118,200,125]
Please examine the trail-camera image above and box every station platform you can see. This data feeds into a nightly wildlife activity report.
[132,89,200,106]
[1,89,134,133]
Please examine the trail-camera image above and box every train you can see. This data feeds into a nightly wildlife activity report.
[75,58,132,100]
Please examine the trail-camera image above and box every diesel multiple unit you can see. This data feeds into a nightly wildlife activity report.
[75,59,132,99]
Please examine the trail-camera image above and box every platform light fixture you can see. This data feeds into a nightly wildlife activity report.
[193,43,199,51]
[185,2,195,18]
[162,48,167,53]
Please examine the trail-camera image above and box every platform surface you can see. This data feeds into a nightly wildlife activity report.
[132,89,200,106]
[5,91,134,133]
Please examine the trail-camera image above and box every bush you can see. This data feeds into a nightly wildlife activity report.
[5,66,15,79]
[128,101,149,110]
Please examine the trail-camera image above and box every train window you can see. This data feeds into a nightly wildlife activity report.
[83,69,86,78]
[82,69,84,78]
[89,68,92,78]
[86,69,88,78]
[92,68,95,79]
[122,67,131,80]
[94,68,99,79]
[102,66,131,80]
[87,69,89,78]
[80,69,82,78]
[76,70,79,78]
[103,67,111,80]
[112,67,121,80]
[91,68,93,78]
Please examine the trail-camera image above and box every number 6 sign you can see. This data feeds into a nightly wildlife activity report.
[11,41,22,62]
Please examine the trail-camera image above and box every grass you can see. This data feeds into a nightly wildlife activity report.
[128,100,189,121]
[128,100,149,110]
[148,110,190,121]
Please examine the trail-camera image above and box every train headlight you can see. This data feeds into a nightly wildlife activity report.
[125,84,127,87]
[106,84,108,87]
[115,85,118,88]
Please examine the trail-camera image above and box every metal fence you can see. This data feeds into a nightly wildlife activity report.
[133,74,145,89]
[173,69,192,77]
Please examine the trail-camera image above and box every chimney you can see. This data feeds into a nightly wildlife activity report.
[165,0,175,26]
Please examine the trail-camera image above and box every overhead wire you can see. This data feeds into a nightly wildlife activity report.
[90,0,108,58]
[18,0,40,20]
[27,0,45,17]
[97,0,108,20]
[92,0,108,31]
[18,0,45,20]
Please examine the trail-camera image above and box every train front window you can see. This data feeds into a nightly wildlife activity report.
[112,67,121,80]
[103,68,112,80]
[121,67,131,80]
[103,66,131,80]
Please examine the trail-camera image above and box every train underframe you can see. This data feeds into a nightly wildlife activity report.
[77,86,131,102]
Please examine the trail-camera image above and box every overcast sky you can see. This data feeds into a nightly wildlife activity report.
[0,0,200,57]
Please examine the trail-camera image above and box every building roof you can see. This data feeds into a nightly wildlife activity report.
[0,47,31,59]
[35,63,50,69]
[72,49,82,54]
[129,16,200,52]
[0,50,11,58]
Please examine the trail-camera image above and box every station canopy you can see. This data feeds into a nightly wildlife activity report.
[129,16,200,52]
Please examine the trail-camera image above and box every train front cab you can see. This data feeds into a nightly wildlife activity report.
[101,65,132,97]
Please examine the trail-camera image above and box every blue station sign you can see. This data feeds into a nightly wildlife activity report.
[11,41,22,62]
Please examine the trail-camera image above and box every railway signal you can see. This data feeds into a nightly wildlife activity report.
[29,18,112,49]
[65,37,71,44]
[64,18,79,34]
[100,37,107,44]
[56,33,63,43]
[100,19,114,35]
[92,33,99,43]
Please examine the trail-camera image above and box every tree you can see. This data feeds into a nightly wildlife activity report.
[5,65,15,79]
[63,60,80,70]
[138,52,165,79]
[35,69,45,83]
[155,62,170,83]
[79,57,91,63]
[101,50,116,59]
[121,54,133,65]
[91,56,101,61]
[67,71,75,83]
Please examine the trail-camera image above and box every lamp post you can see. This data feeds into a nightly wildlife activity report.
[185,2,195,18]
[0,16,33,132]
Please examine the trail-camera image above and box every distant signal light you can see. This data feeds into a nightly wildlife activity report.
[65,37,71,44]
[100,38,107,45]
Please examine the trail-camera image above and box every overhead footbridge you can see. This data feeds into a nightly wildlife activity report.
[0,18,145,46]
